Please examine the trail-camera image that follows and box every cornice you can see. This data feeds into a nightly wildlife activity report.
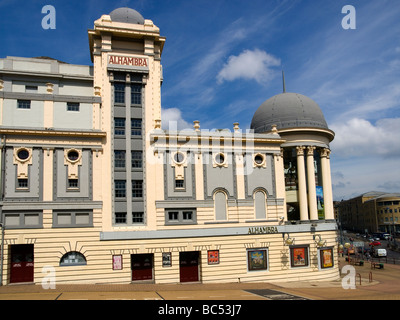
[277,126,335,141]
[0,127,106,138]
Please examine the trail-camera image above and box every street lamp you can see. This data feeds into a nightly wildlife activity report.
[344,242,351,263]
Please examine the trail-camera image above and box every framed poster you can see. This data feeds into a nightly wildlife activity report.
[207,250,220,265]
[320,248,334,268]
[162,252,172,267]
[290,246,309,267]
[247,249,267,271]
[112,255,123,270]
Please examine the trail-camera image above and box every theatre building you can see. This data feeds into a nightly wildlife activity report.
[0,7,338,285]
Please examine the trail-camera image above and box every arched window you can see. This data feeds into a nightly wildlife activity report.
[214,191,227,221]
[254,190,267,219]
[60,251,87,266]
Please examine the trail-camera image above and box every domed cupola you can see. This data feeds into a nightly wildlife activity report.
[109,7,145,25]
[250,92,329,134]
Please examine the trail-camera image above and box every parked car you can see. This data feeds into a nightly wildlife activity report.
[369,241,381,246]
[373,248,387,257]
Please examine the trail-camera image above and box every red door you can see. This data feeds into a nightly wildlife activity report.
[131,254,153,281]
[180,251,200,283]
[10,244,34,284]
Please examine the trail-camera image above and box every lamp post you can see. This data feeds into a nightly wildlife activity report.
[391,207,397,247]
[344,242,351,263]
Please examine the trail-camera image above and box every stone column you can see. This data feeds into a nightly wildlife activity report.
[296,146,308,221]
[320,148,334,220]
[306,146,318,221]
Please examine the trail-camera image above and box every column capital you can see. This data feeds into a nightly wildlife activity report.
[320,148,331,158]
[296,146,306,156]
[306,146,316,156]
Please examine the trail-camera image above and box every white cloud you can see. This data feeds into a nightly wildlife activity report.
[330,117,400,158]
[217,49,281,84]
[161,108,192,130]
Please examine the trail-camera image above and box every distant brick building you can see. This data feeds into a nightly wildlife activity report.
[337,191,400,234]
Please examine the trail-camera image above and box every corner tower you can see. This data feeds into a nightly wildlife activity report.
[88,8,165,230]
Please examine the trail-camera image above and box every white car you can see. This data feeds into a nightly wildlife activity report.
[374,249,387,257]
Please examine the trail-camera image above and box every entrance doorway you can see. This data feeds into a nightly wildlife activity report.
[179,251,200,283]
[10,244,34,284]
[131,253,153,281]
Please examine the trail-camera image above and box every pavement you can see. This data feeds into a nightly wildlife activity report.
[1,257,400,300]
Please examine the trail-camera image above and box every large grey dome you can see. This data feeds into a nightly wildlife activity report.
[250,92,329,133]
[109,7,145,24]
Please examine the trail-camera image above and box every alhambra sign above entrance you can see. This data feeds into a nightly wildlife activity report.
[107,54,149,72]
[100,222,337,240]
[248,226,278,235]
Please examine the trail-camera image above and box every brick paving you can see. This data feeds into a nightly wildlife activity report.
[1,257,400,300]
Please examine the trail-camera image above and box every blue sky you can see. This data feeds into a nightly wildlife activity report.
[1,0,399,200]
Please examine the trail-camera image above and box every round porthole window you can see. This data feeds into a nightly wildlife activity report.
[173,152,185,164]
[215,153,225,165]
[67,149,80,162]
[16,148,30,162]
[254,154,265,166]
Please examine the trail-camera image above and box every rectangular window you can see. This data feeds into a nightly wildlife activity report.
[114,82,125,104]
[131,119,142,136]
[132,212,144,224]
[17,100,31,109]
[68,179,79,189]
[4,212,42,229]
[175,179,184,189]
[131,151,142,168]
[114,118,126,136]
[115,212,127,224]
[57,213,72,225]
[67,102,80,111]
[17,178,28,189]
[168,212,179,221]
[165,209,196,225]
[75,213,90,225]
[132,180,143,198]
[24,213,40,226]
[25,85,38,93]
[53,211,93,228]
[114,150,126,168]
[182,211,193,221]
[115,180,126,198]
[131,84,142,105]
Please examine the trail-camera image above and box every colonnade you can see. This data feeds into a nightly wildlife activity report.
[294,146,334,221]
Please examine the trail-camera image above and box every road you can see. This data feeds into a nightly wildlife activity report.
[343,232,400,261]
